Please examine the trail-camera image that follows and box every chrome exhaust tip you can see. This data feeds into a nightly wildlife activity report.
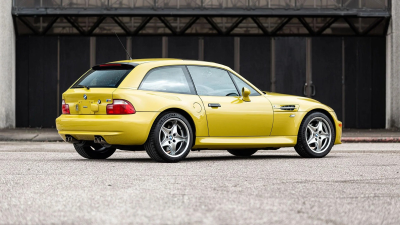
[94,136,101,144]
[94,136,111,147]
[65,135,82,144]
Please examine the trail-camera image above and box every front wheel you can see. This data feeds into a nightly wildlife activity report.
[73,143,116,159]
[294,112,335,158]
[144,112,194,163]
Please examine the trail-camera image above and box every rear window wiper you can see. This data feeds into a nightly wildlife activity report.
[75,85,90,90]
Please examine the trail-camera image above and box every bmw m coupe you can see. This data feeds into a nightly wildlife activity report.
[56,59,342,162]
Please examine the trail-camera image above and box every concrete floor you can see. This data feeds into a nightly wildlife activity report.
[1,142,400,224]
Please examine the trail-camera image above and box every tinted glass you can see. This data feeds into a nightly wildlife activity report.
[139,66,193,94]
[187,66,239,96]
[72,69,131,88]
[230,73,261,96]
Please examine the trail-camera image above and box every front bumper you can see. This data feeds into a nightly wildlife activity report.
[334,119,342,145]
[56,112,159,145]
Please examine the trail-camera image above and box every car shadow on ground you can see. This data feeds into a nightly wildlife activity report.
[63,154,338,163]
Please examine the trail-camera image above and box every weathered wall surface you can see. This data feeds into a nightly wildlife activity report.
[0,1,15,128]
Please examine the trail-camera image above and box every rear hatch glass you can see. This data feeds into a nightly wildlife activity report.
[65,64,134,115]
[72,64,133,89]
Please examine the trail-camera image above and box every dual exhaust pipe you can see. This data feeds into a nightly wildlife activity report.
[65,135,109,145]
[65,135,81,144]
[94,136,108,145]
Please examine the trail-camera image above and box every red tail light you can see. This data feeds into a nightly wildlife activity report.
[62,99,70,114]
[106,100,136,114]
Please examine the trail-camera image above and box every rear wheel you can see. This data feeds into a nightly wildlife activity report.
[144,112,193,163]
[73,143,116,159]
[294,112,335,158]
[227,149,258,157]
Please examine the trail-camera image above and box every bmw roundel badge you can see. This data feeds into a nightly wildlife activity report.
[83,94,87,100]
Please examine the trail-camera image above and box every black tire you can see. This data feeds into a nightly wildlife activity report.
[73,143,116,159]
[227,149,258,157]
[144,112,194,163]
[294,112,335,158]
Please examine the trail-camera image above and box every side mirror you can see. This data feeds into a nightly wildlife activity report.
[242,87,251,102]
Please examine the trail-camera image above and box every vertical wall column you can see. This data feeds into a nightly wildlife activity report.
[162,37,168,58]
[387,2,400,129]
[234,37,240,73]
[0,1,15,128]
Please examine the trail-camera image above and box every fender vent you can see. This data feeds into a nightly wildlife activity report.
[280,105,296,110]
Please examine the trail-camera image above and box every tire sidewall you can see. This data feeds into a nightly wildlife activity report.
[299,112,336,157]
[74,144,116,159]
[151,112,194,162]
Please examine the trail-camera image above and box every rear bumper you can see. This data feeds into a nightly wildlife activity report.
[56,112,159,145]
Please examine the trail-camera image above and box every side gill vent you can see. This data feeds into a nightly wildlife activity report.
[280,105,296,110]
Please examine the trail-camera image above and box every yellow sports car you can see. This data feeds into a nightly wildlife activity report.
[56,59,342,162]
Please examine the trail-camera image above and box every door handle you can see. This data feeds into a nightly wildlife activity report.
[303,83,308,96]
[208,103,221,107]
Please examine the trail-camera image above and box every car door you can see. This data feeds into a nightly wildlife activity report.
[187,66,273,137]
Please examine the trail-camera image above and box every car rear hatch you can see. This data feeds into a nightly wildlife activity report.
[63,63,135,115]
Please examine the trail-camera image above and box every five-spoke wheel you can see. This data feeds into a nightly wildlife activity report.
[159,118,190,157]
[305,117,332,153]
[295,112,335,158]
[145,112,193,163]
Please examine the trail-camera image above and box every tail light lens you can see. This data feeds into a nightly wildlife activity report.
[106,100,136,114]
[62,99,70,114]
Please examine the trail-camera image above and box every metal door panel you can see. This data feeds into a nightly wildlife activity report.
[168,37,198,60]
[311,37,343,121]
[199,96,274,137]
[240,37,271,91]
[204,37,234,69]
[275,37,306,96]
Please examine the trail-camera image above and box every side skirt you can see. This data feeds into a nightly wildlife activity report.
[193,136,297,150]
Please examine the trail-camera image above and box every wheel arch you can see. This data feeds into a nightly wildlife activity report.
[152,108,197,144]
[301,108,336,135]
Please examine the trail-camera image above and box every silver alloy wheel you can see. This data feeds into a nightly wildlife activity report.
[158,118,190,157]
[306,117,332,153]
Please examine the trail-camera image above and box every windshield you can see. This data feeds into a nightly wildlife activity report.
[72,69,132,88]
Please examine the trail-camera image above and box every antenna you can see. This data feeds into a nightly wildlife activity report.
[114,32,132,60]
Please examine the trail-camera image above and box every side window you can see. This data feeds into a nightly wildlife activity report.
[187,66,239,96]
[230,73,261,96]
[139,66,194,94]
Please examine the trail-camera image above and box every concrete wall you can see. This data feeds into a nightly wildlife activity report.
[387,1,400,129]
[0,1,15,128]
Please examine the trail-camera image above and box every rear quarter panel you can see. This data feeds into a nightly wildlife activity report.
[112,89,209,137]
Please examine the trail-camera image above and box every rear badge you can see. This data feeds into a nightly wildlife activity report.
[106,99,112,102]
[98,99,101,104]
[75,104,79,111]
[83,94,87,100]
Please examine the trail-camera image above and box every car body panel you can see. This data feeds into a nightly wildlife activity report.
[264,92,342,144]
[63,88,114,115]
[194,136,297,149]
[56,59,342,149]
[112,89,209,137]
[199,95,274,136]
[57,113,158,145]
